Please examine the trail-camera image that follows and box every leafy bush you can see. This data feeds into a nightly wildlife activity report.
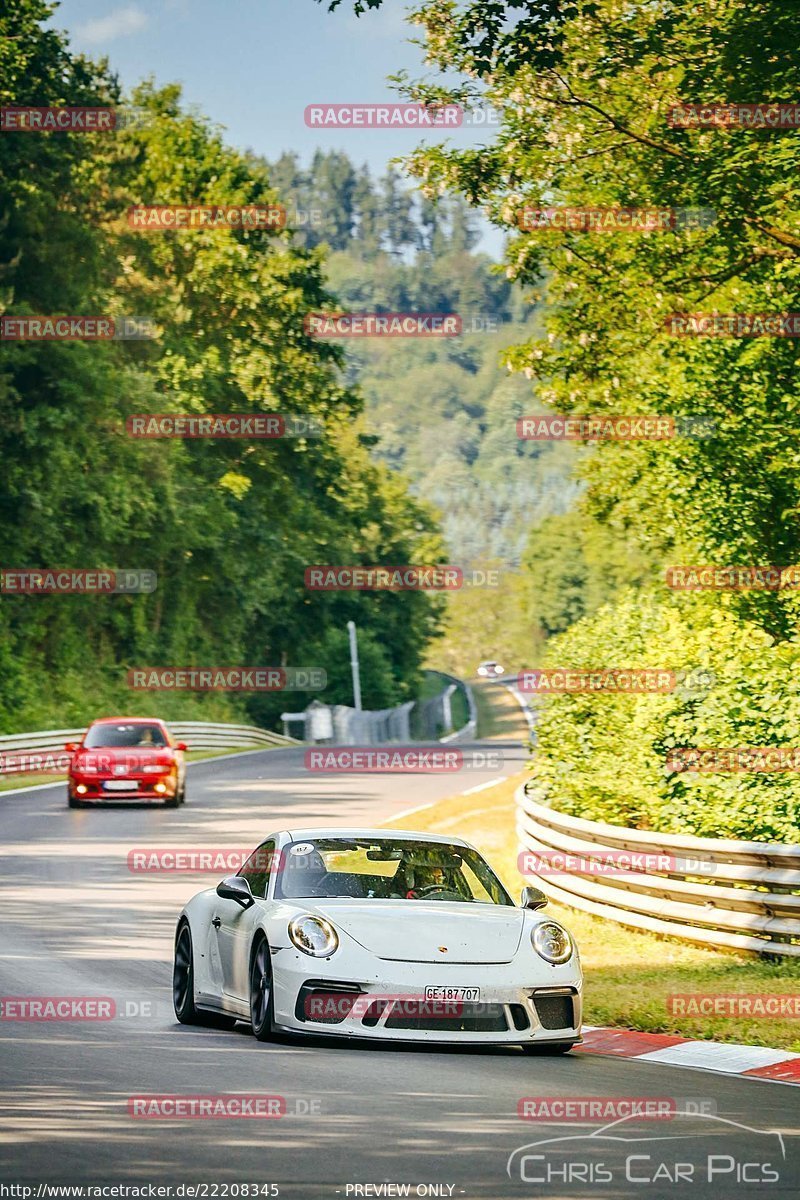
[530,591,800,843]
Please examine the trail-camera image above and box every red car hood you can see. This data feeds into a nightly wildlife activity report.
[72,748,175,772]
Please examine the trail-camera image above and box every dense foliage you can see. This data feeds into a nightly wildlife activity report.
[0,1,446,731]
[327,0,800,839]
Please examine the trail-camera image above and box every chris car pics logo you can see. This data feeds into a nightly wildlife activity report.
[507,1112,786,1187]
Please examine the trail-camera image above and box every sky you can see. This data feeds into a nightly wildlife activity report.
[48,0,503,252]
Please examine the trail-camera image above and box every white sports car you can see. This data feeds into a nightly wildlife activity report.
[172,828,582,1051]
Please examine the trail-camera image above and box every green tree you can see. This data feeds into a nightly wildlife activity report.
[0,6,445,731]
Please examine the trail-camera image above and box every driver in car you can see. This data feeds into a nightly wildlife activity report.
[396,849,462,899]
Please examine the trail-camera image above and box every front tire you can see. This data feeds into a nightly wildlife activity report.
[249,936,275,1041]
[67,793,84,809]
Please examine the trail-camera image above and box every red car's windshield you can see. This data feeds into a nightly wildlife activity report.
[83,723,168,749]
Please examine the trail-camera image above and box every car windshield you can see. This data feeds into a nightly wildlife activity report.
[84,723,168,748]
[274,837,513,905]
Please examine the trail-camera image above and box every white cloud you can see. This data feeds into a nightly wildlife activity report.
[77,6,149,45]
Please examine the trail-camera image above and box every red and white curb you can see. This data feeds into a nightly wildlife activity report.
[576,1026,800,1085]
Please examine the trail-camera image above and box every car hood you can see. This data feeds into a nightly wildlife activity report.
[309,900,525,964]
[75,748,174,768]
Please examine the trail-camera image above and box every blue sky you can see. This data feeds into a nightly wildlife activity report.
[49,0,501,240]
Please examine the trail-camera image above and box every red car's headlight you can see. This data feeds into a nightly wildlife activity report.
[142,763,172,774]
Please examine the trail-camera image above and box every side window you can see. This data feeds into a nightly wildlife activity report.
[239,840,277,899]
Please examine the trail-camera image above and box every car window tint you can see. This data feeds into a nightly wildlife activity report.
[239,840,277,898]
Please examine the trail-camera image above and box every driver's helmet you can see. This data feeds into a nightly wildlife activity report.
[399,846,459,893]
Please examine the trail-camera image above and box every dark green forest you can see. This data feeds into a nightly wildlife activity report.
[0,3,456,731]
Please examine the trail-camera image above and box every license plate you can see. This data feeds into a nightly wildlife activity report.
[103,779,137,791]
[424,986,480,1002]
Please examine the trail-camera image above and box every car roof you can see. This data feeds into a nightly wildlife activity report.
[283,828,470,846]
[89,716,166,724]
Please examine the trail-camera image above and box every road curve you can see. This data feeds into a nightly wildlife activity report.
[0,743,797,1198]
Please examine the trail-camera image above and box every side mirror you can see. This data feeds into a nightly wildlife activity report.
[64,742,79,753]
[216,875,254,909]
[175,742,188,752]
[521,885,548,911]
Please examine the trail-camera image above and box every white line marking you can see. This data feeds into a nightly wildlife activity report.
[384,776,509,823]
[384,799,439,823]
[462,776,506,796]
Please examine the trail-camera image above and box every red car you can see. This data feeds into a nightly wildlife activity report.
[66,718,187,809]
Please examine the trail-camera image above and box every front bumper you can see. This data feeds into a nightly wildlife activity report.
[270,946,582,1045]
[68,776,177,802]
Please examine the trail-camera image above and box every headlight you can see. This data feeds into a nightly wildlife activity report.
[531,921,573,964]
[142,764,168,773]
[289,916,339,957]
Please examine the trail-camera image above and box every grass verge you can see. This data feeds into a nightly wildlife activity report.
[382,772,800,1053]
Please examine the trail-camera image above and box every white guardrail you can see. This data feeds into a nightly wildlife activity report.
[516,782,800,958]
[0,722,298,775]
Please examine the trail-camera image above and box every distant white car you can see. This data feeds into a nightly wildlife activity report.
[477,660,505,678]
[172,828,582,1051]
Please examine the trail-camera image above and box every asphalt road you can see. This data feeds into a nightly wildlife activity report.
[0,742,797,1198]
